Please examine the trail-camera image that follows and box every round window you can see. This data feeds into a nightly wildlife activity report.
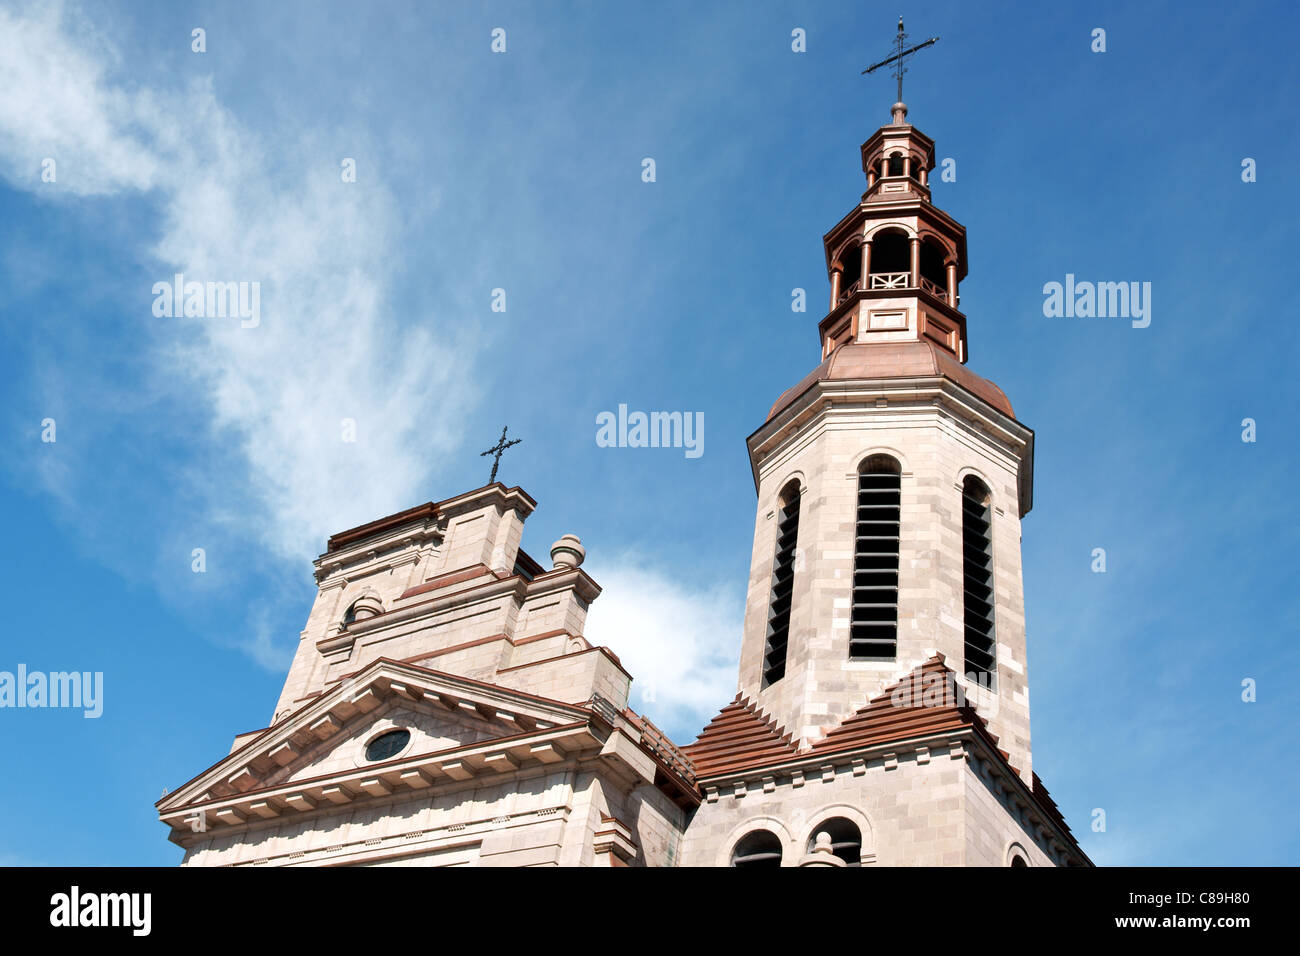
[364,729,410,762]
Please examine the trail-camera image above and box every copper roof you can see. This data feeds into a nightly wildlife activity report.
[324,483,536,554]
[766,341,1015,422]
[681,694,798,778]
[327,501,437,552]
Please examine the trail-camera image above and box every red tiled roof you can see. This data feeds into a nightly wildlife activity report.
[809,654,1003,759]
[1030,772,1075,841]
[682,694,799,779]
[805,655,1083,854]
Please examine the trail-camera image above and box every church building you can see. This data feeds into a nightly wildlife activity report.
[156,89,1091,868]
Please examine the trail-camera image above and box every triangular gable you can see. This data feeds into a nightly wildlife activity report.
[157,657,593,813]
[266,696,531,789]
[809,654,1007,762]
[681,694,799,779]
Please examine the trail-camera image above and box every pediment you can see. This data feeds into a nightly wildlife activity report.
[268,697,522,788]
[158,657,593,815]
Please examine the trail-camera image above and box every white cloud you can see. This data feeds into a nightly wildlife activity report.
[0,3,157,195]
[584,556,742,740]
[0,4,749,713]
[0,2,477,560]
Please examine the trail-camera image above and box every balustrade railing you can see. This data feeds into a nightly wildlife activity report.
[919,276,949,303]
[869,271,910,290]
[834,272,955,306]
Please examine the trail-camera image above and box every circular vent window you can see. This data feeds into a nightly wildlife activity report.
[364,729,410,762]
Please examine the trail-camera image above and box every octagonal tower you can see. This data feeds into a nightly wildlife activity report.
[738,100,1036,784]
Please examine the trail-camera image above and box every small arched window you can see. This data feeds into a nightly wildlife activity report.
[763,481,801,687]
[731,830,783,868]
[851,455,900,660]
[808,818,862,866]
[887,152,905,177]
[961,475,997,685]
[342,592,383,627]
[1010,854,1029,867]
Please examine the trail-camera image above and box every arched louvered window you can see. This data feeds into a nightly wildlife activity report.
[961,475,997,685]
[808,818,862,866]
[762,482,801,687]
[731,830,783,868]
[851,455,900,659]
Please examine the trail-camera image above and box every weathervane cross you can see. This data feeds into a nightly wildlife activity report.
[861,16,940,105]
[480,425,522,485]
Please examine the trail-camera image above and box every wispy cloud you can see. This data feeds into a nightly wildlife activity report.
[0,1,477,562]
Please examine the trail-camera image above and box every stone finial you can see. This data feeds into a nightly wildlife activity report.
[798,831,847,867]
[891,101,908,125]
[550,534,585,571]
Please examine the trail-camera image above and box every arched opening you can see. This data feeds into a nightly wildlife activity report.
[852,455,901,660]
[886,152,905,177]
[1010,854,1029,867]
[808,818,862,866]
[836,243,862,303]
[763,481,801,687]
[342,592,383,626]
[919,238,949,300]
[868,230,910,290]
[961,475,996,686]
[731,830,783,868]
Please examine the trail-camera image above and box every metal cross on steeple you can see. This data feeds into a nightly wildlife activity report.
[861,16,940,105]
[480,425,522,485]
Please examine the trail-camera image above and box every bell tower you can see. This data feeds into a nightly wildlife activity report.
[737,94,1037,784]
[818,100,968,363]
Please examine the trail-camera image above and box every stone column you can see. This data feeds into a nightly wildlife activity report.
[947,262,958,305]
[909,237,920,288]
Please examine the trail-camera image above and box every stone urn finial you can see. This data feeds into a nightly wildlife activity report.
[798,831,847,867]
[550,534,585,571]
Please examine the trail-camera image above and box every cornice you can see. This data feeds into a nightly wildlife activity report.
[746,376,1033,498]
[693,727,1089,867]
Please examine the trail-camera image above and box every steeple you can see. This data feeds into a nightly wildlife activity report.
[737,62,1037,784]
[817,103,968,363]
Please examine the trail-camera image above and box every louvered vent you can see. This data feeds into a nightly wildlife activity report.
[962,476,997,684]
[851,458,900,659]
[762,487,801,687]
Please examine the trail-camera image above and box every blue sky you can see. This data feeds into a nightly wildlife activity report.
[1,0,1296,866]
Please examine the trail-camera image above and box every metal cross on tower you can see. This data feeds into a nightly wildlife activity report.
[861,16,940,105]
[480,425,522,485]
